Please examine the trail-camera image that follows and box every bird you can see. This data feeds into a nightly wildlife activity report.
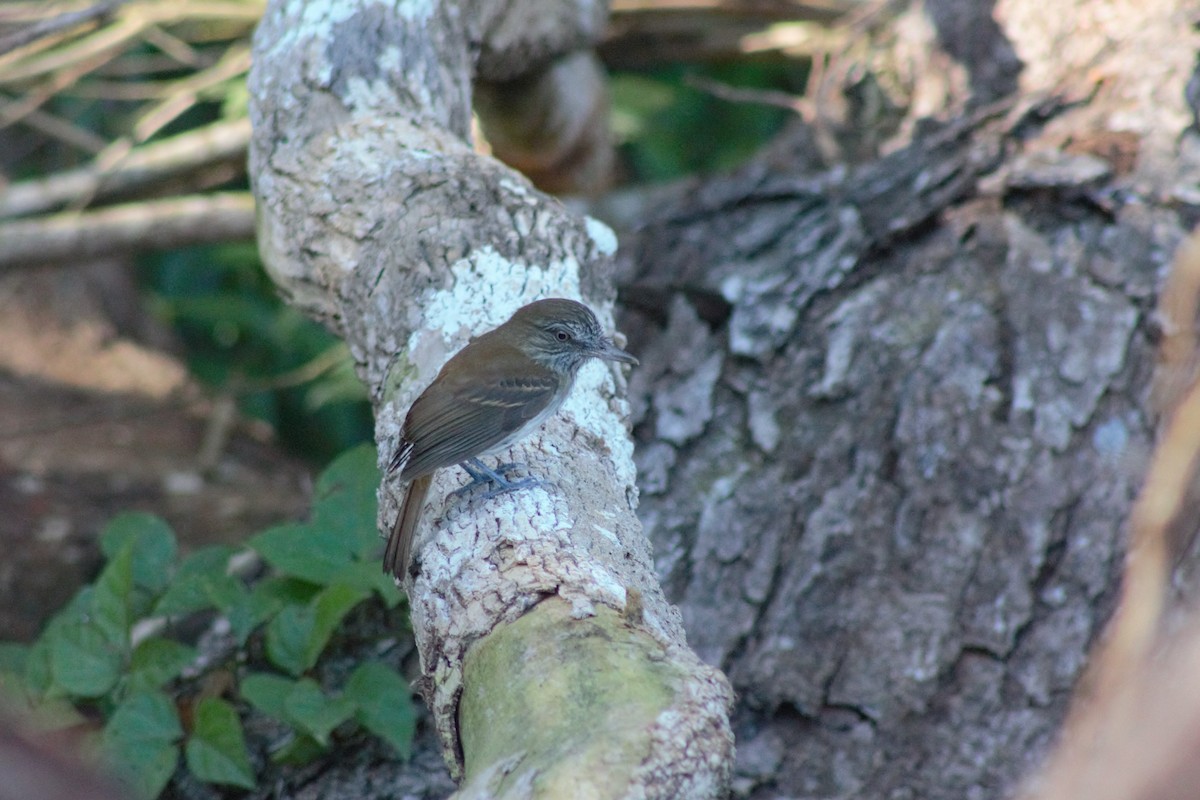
[384,298,638,579]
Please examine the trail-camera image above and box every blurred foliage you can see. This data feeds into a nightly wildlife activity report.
[0,0,263,173]
[1,1,372,461]
[611,61,808,181]
[0,2,812,462]
[140,243,374,461]
[0,447,413,799]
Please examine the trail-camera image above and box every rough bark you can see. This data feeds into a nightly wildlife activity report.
[247,0,732,797]
[613,1,1200,798]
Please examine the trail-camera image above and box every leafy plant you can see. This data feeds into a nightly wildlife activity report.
[141,241,374,461]
[611,62,808,182]
[0,445,414,798]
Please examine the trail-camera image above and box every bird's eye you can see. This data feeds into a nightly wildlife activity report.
[556,330,570,342]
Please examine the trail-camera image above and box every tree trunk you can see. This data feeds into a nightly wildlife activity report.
[247,1,733,798]
[616,0,1200,797]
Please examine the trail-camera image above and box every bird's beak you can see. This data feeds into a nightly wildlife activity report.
[595,338,639,366]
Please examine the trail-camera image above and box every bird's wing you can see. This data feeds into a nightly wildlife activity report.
[397,369,560,480]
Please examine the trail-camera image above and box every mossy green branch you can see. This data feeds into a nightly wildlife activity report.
[458,599,688,798]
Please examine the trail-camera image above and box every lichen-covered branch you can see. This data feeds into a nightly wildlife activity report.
[247,0,732,795]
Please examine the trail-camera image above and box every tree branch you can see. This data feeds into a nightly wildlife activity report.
[0,117,250,218]
[0,192,254,269]
[248,1,733,795]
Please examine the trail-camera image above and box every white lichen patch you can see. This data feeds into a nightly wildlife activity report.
[584,215,618,257]
[432,473,572,576]
[394,0,436,21]
[591,524,619,545]
[343,74,402,116]
[581,564,627,606]
[407,247,586,384]
[427,247,572,329]
[498,177,533,199]
[260,0,358,77]
[562,361,637,489]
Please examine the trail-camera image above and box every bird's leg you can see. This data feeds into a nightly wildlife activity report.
[453,457,545,500]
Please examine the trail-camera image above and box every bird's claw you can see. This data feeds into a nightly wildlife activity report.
[452,458,546,500]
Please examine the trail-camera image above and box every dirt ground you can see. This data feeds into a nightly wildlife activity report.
[0,259,313,641]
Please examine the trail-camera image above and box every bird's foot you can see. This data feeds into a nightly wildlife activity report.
[454,458,546,500]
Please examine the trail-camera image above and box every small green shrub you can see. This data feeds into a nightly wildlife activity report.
[0,445,413,798]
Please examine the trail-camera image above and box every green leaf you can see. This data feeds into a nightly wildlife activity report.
[106,689,184,742]
[264,603,314,677]
[240,672,294,721]
[157,572,245,618]
[22,636,53,698]
[270,732,325,765]
[0,642,28,677]
[225,576,316,645]
[225,588,277,646]
[331,559,403,605]
[311,444,380,557]
[184,697,255,789]
[91,543,134,648]
[154,546,240,617]
[100,513,178,594]
[344,662,416,758]
[264,584,367,676]
[308,583,369,663]
[283,678,355,746]
[127,638,196,693]
[50,623,122,698]
[0,642,28,697]
[26,591,94,697]
[245,447,381,584]
[103,690,182,799]
[250,523,350,584]
[242,673,353,746]
[113,739,178,799]
[244,673,355,761]
[252,575,323,605]
[176,545,238,580]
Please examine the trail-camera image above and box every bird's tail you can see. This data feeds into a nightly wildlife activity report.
[384,474,432,580]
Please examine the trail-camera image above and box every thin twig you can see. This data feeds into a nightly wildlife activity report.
[1152,228,1200,416]
[140,22,203,67]
[0,1,123,57]
[1,117,251,217]
[683,73,805,112]
[132,42,251,141]
[0,11,143,83]
[0,192,255,269]
[9,103,109,154]
[0,40,126,129]
[235,345,352,393]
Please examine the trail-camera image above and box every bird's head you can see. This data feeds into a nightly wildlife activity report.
[510,298,638,375]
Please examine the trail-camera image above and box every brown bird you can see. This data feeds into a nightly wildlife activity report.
[384,298,637,579]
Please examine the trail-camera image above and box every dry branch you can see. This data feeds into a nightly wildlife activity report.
[0,117,250,218]
[0,1,123,57]
[0,192,254,269]
[602,0,866,66]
